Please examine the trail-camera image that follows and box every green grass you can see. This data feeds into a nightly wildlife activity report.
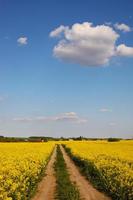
[54,145,80,200]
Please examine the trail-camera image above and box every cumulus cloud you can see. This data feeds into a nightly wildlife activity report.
[50,22,133,67]
[50,22,119,66]
[12,112,87,124]
[114,23,131,32]
[17,37,28,45]
[99,108,112,112]
[116,44,133,57]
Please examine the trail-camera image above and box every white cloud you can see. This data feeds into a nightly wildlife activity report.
[50,25,68,37]
[105,22,112,26]
[50,22,119,66]
[13,117,32,122]
[54,112,78,121]
[99,108,112,112]
[109,122,116,126]
[116,44,133,57]
[12,112,87,124]
[17,37,28,45]
[50,22,133,67]
[0,129,5,134]
[114,23,131,32]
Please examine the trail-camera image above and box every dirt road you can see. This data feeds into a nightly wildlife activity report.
[32,146,56,200]
[60,145,111,200]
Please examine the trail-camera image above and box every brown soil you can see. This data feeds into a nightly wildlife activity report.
[60,145,111,200]
[32,146,56,200]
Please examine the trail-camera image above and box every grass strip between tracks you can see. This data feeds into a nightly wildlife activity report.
[54,145,80,200]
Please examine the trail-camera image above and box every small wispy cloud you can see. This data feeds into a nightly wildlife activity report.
[109,122,116,126]
[116,44,133,57]
[12,112,87,124]
[17,37,28,45]
[13,117,32,122]
[114,23,132,32]
[99,108,112,113]
[54,112,78,122]
[50,25,67,38]
[0,129,6,134]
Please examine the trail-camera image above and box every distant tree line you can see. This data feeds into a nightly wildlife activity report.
[0,136,27,142]
[0,136,61,142]
[0,135,132,142]
[107,138,121,142]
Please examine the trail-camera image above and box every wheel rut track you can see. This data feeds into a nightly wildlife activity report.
[60,145,111,200]
[32,145,111,200]
[32,146,56,200]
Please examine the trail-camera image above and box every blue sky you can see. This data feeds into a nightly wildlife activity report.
[0,0,133,138]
